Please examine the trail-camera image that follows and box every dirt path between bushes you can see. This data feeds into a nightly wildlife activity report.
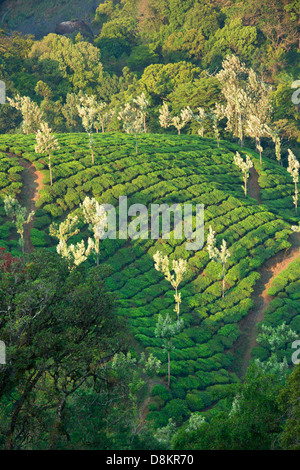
[6,152,44,253]
[234,167,300,377]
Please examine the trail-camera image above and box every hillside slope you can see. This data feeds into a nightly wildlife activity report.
[0,132,298,426]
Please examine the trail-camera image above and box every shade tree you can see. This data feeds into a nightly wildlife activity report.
[155,313,183,389]
[7,95,44,134]
[4,196,34,254]
[132,92,150,133]
[77,94,98,163]
[118,102,144,154]
[233,151,253,196]
[35,122,60,186]
[193,107,206,137]
[208,103,224,147]
[49,213,94,269]
[287,149,299,213]
[266,126,282,165]
[207,225,231,298]
[159,103,193,135]
[81,196,108,266]
[153,251,188,321]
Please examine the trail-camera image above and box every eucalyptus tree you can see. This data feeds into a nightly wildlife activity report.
[171,107,193,135]
[7,95,44,134]
[234,152,253,196]
[209,104,224,147]
[49,213,94,270]
[216,55,248,144]
[291,222,300,232]
[153,251,188,321]
[102,108,116,133]
[287,149,299,213]
[94,101,108,133]
[159,104,193,135]
[118,102,144,154]
[159,102,172,129]
[266,126,282,165]
[94,101,116,134]
[193,107,206,137]
[207,226,231,298]
[132,92,150,133]
[155,313,183,389]
[4,196,34,254]
[35,121,60,186]
[217,56,272,150]
[245,69,273,157]
[245,115,265,164]
[77,94,98,163]
[81,196,108,266]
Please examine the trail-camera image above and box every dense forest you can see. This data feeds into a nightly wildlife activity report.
[0,0,299,451]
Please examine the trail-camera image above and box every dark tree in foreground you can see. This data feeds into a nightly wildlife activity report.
[0,248,126,450]
[172,364,284,450]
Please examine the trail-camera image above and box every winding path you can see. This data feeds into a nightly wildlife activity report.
[234,167,300,377]
[6,152,44,253]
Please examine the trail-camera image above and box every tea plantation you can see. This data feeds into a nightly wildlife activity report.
[0,133,298,427]
[252,258,300,365]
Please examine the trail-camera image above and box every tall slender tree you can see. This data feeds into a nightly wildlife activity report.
[234,152,253,196]
[153,251,188,321]
[49,213,94,269]
[81,196,107,266]
[35,122,60,186]
[77,95,98,163]
[155,313,183,389]
[193,107,206,138]
[207,226,231,298]
[118,102,144,154]
[287,149,299,213]
[132,93,150,133]
[8,95,44,134]
[4,196,34,254]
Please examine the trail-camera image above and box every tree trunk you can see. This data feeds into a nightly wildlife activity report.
[21,233,24,255]
[96,237,99,266]
[222,264,225,298]
[49,152,53,186]
[144,115,147,133]
[135,134,138,154]
[175,287,179,322]
[6,369,44,449]
[50,396,69,449]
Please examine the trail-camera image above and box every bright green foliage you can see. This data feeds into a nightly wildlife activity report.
[278,365,300,450]
[4,195,34,253]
